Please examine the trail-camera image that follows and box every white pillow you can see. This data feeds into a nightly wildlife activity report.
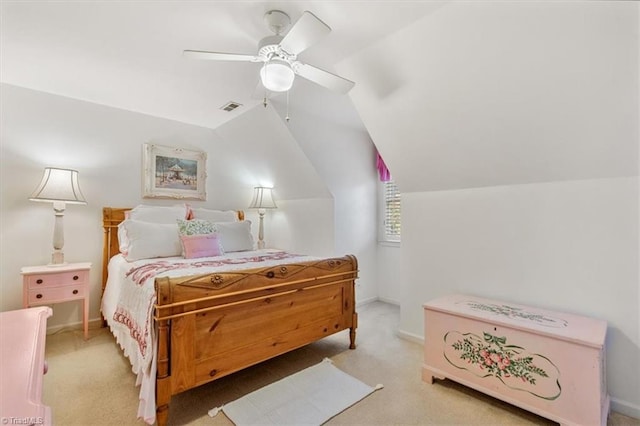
[118,220,182,261]
[191,208,238,222]
[117,223,130,254]
[128,204,189,224]
[213,221,255,252]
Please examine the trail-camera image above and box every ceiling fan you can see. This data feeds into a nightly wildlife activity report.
[183,10,355,95]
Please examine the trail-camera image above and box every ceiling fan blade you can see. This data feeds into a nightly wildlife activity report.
[295,63,355,94]
[279,11,331,56]
[183,50,262,62]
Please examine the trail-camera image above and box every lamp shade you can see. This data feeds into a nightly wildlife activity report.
[260,59,295,92]
[29,167,87,204]
[248,187,277,210]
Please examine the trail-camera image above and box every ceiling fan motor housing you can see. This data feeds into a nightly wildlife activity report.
[183,9,355,94]
[258,35,283,52]
[258,35,295,63]
[259,10,295,62]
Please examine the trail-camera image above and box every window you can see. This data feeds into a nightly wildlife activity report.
[382,180,401,242]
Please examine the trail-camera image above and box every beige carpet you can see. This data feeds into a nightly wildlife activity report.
[43,302,638,426]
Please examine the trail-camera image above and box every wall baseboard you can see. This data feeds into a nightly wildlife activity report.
[397,328,424,345]
[377,296,400,306]
[356,296,378,307]
[611,397,640,420]
[46,317,103,335]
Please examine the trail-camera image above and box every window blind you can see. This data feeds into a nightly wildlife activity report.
[383,180,401,242]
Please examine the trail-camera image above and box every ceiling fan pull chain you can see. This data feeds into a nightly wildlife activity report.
[263,63,269,107]
[285,90,290,122]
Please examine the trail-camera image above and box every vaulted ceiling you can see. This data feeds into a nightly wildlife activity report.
[0,1,444,129]
[2,1,637,194]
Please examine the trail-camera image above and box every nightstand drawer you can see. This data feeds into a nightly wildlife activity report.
[21,262,92,340]
[28,285,85,305]
[25,269,88,289]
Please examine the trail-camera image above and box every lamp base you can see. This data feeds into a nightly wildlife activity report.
[49,251,66,266]
[257,211,266,249]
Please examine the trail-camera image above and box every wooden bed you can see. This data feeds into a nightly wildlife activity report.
[102,207,358,425]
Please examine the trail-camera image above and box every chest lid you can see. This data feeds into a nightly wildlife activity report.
[424,294,607,348]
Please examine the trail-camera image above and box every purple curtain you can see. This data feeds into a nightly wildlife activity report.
[376,151,392,182]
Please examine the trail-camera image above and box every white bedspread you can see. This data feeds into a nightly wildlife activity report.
[101,249,318,425]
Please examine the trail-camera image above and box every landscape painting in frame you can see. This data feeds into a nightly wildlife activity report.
[143,143,207,200]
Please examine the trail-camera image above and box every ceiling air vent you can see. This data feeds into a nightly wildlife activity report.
[221,101,242,112]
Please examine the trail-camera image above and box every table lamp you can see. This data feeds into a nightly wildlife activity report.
[248,186,277,249]
[29,167,87,265]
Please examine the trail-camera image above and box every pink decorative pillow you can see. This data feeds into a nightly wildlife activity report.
[179,233,224,259]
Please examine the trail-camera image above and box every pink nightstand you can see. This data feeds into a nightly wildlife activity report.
[21,262,91,340]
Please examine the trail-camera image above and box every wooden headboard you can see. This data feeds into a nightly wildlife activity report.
[101,207,245,294]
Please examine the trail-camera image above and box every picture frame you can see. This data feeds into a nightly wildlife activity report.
[142,143,207,200]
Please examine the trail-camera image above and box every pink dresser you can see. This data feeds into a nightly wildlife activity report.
[0,307,52,426]
[423,294,609,426]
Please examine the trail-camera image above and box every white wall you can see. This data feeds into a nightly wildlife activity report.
[270,80,379,304]
[269,199,335,257]
[0,84,337,330]
[401,179,639,415]
[376,244,401,305]
[339,1,639,417]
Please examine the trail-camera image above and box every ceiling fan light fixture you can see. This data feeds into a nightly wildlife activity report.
[185,11,354,94]
[260,59,295,92]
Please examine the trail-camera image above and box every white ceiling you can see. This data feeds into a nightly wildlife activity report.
[339,1,638,192]
[0,1,444,130]
[3,2,636,195]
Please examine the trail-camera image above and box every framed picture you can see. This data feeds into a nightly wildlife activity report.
[142,143,207,200]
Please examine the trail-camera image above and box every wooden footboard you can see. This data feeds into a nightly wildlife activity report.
[153,256,358,425]
[101,207,358,426]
